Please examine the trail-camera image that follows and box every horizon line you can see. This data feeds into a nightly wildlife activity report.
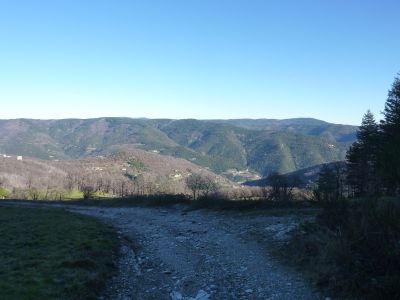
[0,116,358,126]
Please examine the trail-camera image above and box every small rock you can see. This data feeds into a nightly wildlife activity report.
[190,289,210,300]
[176,236,187,242]
[170,291,183,300]
[245,289,253,293]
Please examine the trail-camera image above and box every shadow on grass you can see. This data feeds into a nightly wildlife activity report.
[0,206,119,300]
[2,193,316,212]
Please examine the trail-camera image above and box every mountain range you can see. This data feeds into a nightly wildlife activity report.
[0,118,357,180]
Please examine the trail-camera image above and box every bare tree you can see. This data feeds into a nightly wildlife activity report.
[266,172,300,201]
[201,176,219,197]
[185,173,219,200]
[77,174,96,200]
[65,172,75,191]
[80,184,95,200]
[28,188,41,200]
[186,174,203,200]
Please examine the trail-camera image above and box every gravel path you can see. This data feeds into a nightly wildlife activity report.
[2,202,319,299]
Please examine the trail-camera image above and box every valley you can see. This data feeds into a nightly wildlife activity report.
[2,1,398,299]
[0,117,356,186]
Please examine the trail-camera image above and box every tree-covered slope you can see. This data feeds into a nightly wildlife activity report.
[0,117,357,176]
[159,119,248,172]
[244,131,346,175]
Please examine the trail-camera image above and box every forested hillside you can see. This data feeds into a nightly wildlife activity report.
[0,118,356,176]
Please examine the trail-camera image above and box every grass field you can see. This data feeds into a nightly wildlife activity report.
[0,205,118,300]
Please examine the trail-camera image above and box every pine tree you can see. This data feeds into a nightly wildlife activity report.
[346,110,379,196]
[380,75,400,194]
[316,163,345,202]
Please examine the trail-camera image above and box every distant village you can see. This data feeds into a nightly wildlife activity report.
[1,154,23,161]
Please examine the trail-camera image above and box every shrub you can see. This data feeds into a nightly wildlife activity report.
[286,197,400,299]
[0,187,10,199]
[81,185,95,200]
[316,197,349,230]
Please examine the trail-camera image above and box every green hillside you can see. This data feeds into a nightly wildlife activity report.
[159,119,248,172]
[0,118,357,176]
[244,131,345,175]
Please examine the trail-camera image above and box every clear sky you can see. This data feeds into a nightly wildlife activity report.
[0,0,399,125]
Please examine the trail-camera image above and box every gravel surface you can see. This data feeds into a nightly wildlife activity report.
[2,202,320,299]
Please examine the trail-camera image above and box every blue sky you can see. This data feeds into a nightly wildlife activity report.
[0,0,399,125]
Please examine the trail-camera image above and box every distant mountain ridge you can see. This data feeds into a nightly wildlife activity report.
[0,117,357,177]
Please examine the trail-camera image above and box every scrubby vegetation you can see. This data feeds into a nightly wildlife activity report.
[0,149,231,200]
[286,198,400,299]
[0,186,10,198]
[284,74,400,299]
[0,206,118,299]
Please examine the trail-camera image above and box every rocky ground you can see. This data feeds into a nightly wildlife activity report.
[3,202,321,299]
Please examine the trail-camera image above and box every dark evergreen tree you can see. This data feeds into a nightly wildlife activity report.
[346,110,379,196]
[380,75,400,194]
[315,163,345,202]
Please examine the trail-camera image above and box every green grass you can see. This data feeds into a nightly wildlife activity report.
[64,189,84,199]
[0,206,118,300]
[0,187,10,198]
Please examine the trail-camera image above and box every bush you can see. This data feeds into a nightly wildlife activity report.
[0,187,10,199]
[286,197,400,299]
[316,197,349,230]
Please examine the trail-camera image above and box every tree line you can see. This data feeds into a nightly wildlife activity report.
[317,74,400,200]
[299,74,400,300]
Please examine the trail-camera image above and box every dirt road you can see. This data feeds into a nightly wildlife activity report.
[4,202,319,299]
